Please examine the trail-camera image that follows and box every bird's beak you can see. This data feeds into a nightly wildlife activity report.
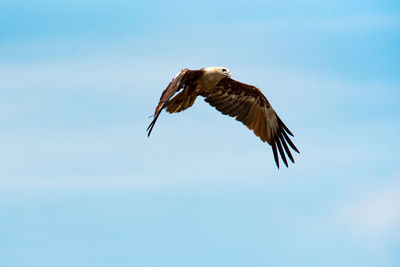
[228,72,232,77]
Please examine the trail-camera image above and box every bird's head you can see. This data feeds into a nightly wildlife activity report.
[205,66,232,78]
[219,67,232,78]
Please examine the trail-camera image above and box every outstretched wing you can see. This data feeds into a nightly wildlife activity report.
[204,77,299,168]
[147,69,202,136]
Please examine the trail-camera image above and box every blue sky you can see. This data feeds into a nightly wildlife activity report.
[1,0,400,266]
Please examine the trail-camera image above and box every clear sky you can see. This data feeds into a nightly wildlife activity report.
[1,0,400,266]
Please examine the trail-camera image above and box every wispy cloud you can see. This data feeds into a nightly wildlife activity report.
[336,176,400,241]
[259,15,400,31]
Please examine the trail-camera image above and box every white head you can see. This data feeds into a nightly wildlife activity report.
[204,66,232,78]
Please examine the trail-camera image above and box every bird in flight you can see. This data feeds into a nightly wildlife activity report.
[147,67,299,168]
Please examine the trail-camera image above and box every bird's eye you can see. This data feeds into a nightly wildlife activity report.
[222,68,227,72]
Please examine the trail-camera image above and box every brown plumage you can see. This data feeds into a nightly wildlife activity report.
[147,67,300,168]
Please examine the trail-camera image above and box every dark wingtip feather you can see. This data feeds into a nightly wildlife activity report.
[276,138,288,168]
[281,130,300,154]
[279,134,294,163]
[276,116,294,137]
[147,123,154,137]
[271,142,279,169]
[147,112,160,137]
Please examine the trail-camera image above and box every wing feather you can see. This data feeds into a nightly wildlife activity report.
[204,77,299,168]
[276,137,288,167]
[147,69,202,136]
[279,133,294,163]
[281,130,300,153]
[223,98,242,115]
[271,141,279,169]
[236,103,251,121]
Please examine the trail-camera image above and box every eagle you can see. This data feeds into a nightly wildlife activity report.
[147,67,299,168]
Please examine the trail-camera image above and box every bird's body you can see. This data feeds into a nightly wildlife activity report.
[147,67,299,168]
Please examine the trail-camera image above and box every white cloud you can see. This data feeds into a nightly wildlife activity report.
[235,14,400,32]
[292,15,400,31]
[337,176,400,240]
